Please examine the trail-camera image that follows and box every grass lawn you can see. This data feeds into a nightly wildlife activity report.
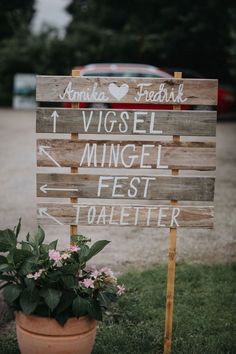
[0,263,235,354]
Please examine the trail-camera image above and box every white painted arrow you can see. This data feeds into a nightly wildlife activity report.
[38,208,63,225]
[38,145,61,167]
[40,184,79,194]
[51,110,59,133]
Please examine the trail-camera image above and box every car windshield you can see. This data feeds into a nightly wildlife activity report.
[84,72,162,78]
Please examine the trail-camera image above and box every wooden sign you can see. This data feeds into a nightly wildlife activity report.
[35,74,217,230]
[36,108,217,136]
[37,139,216,170]
[36,76,218,105]
[37,203,214,228]
[35,71,217,354]
[37,173,215,201]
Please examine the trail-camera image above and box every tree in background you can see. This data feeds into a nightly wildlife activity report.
[0,0,236,106]
[0,1,35,105]
[0,1,71,106]
[228,6,236,83]
[65,0,234,81]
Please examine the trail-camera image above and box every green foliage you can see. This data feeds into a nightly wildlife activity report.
[65,0,235,82]
[0,229,17,252]
[0,263,235,353]
[0,221,122,326]
[1,1,236,106]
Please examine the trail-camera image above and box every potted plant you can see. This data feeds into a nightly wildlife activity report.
[0,219,125,354]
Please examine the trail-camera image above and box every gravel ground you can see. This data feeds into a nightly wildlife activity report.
[0,109,235,270]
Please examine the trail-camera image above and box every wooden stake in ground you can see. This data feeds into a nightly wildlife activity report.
[163,71,182,354]
[70,69,80,239]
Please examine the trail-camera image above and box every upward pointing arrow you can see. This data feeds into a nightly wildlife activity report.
[51,110,59,133]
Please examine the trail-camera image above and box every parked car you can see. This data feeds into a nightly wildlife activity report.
[161,67,236,118]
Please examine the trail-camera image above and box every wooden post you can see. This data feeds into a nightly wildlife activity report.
[163,71,182,354]
[70,69,80,239]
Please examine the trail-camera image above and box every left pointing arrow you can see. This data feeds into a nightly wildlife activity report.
[40,184,79,194]
[51,110,59,133]
[38,207,63,225]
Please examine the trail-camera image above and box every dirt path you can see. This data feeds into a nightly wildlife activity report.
[0,109,235,270]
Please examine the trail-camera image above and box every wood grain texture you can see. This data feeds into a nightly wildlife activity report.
[36,76,218,105]
[37,139,216,171]
[36,108,217,136]
[36,173,215,201]
[37,203,214,228]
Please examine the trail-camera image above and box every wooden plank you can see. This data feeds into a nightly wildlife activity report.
[36,174,215,201]
[37,139,216,171]
[36,108,217,136]
[36,76,218,105]
[37,203,214,228]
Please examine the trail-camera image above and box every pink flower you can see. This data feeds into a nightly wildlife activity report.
[33,271,42,280]
[27,269,44,280]
[117,284,125,296]
[48,249,61,262]
[82,278,94,289]
[68,244,80,252]
[91,269,99,278]
[100,267,114,277]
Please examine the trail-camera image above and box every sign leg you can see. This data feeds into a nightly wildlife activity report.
[163,227,177,354]
[70,69,80,240]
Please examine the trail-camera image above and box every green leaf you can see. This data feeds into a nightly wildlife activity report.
[72,295,88,317]
[0,274,15,283]
[0,264,12,272]
[40,288,62,311]
[61,275,77,289]
[55,311,71,327]
[3,284,21,304]
[79,244,90,263]
[24,277,36,291]
[0,229,17,252]
[61,263,79,274]
[20,289,39,315]
[49,240,58,250]
[0,255,7,264]
[28,226,45,247]
[19,256,39,275]
[88,299,103,321]
[56,291,75,314]
[40,244,49,253]
[98,291,116,308]
[86,240,110,262]
[12,249,32,265]
[21,241,31,252]
[15,218,21,238]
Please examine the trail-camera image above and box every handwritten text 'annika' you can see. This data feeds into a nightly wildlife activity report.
[59,81,188,103]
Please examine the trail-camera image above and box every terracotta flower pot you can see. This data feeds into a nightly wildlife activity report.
[15,311,97,354]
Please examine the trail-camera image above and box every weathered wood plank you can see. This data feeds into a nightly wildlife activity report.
[36,174,215,201]
[36,108,217,136]
[37,203,214,228]
[37,139,216,171]
[36,76,218,105]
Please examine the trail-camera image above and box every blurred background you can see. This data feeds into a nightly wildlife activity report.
[0,0,235,265]
[1,0,236,111]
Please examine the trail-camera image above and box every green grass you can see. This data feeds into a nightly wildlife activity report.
[0,263,235,354]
